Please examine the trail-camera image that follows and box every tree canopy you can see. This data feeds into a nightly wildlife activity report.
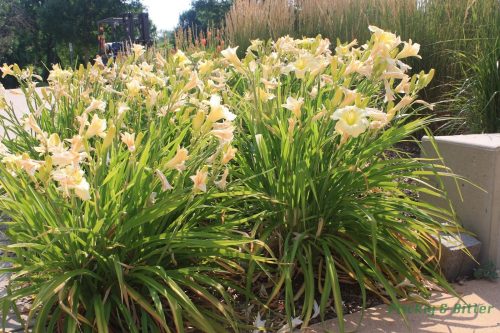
[1,0,145,87]
[179,0,232,30]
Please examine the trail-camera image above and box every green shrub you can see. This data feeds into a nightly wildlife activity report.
[220,28,463,329]
[0,48,269,333]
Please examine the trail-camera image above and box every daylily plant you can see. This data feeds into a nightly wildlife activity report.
[0,27,460,333]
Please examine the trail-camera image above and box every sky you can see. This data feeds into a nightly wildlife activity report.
[141,0,192,32]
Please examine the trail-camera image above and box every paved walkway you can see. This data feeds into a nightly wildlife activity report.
[1,88,36,137]
[307,279,500,333]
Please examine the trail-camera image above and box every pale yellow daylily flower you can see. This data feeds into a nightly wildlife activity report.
[173,50,191,66]
[1,63,14,78]
[282,96,304,118]
[397,39,421,59]
[198,60,214,75]
[155,169,173,191]
[120,132,136,152]
[126,79,144,97]
[51,165,90,200]
[84,98,106,113]
[207,95,236,122]
[221,46,242,67]
[332,106,369,138]
[18,153,42,176]
[132,44,145,58]
[165,148,189,171]
[211,122,235,144]
[85,114,107,138]
[190,169,208,192]
[215,168,229,190]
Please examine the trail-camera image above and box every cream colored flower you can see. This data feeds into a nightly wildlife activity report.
[173,50,191,66]
[68,135,85,153]
[221,46,242,67]
[332,106,369,138]
[47,64,72,82]
[155,169,173,191]
[207,95,236,122]
[340,88,361,107]
[211,122,235,144]
[222,145,237,164]
[366,108,388,130]
[52,165,90,200]
[397,39,421,59]
[18,153,42,176]
[117,103,130,116]
[85,114,107,138]
[387,95,415,121]
[1,63,14,78]
[190,169,208,192]
[120,132,136,152]
[184,71,199,91]
[257,87,275,102]
[369,25,401,56]
[215,168,229,190]
[198,60,214,75]
[282,96,304,118]
[126,79,144,97]
[23,114,43,135]
[165,148,189,171]
[84,98,106,113]
[51,150,85,167]
[132,44,145,58]
[248,39,263,52]
[74,178,91,201]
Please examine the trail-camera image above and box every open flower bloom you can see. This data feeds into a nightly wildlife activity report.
[165,148,189,171]
[173,50,191,66]
[51,165,91,200]
[366,108,389,130]
[1,63,14,78]
[332,106,369,138]
[85,114,107,138]
[17,153,42,176]
[73,178,91,201]
[35,133,64,154]
[221,46,242,68]
[120,132,136,152]
[84,99,106,113]
[198,60,214,75]
[207,95,236,122]
[132,43,145,58]
[397,39,421,59]
[282,96,304,118]
[190,168,208,192]
[51,149,86,167]
[126,79,144,97]
[211,122,235,144]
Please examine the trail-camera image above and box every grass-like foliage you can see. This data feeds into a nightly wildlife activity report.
[0,26,464,333]
[447,38,500,133]
[0,48,269,332]
[220,29,463,328]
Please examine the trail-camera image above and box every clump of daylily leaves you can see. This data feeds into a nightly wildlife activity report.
[0,26,460,333]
